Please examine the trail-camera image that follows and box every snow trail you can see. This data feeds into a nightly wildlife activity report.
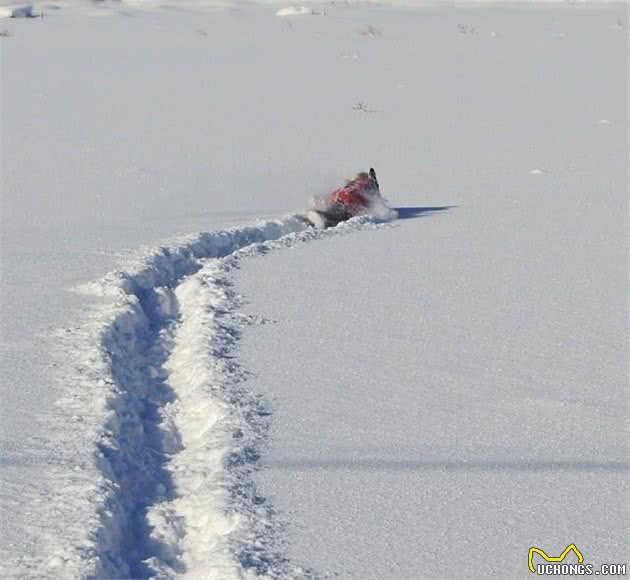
[55,214,387,579]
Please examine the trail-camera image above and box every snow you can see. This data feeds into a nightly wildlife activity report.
[67,218,310,578]
[276,7,318,17]
[1,1,627,579]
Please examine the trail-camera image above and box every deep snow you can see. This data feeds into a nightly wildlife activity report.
[235,6,629,578]
[0,1,628,579]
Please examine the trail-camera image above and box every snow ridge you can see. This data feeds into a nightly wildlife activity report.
[52,214,384,579]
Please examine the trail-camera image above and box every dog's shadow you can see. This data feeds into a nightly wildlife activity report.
[395,206,455,220]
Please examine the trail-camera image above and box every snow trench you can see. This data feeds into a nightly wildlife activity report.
[57,214,385,579]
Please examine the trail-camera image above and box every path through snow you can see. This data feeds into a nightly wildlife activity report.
[45,215,388,579]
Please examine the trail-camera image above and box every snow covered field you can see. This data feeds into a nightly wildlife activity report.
[1,1,627,578]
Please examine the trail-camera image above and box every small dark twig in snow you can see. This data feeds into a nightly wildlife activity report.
[352,102,382,113]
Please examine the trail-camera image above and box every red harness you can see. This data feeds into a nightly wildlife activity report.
[330,176,373,212]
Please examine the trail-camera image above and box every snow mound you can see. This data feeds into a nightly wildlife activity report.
[276,6,317,17]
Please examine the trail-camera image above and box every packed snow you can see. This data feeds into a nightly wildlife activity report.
[0,1,627,579]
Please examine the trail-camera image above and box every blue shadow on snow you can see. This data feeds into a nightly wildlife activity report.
[395,206,455,220]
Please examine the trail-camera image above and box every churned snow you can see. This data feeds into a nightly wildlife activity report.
[0,1,627,579]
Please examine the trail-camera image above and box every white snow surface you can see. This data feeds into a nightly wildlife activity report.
[0,1,628,579]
